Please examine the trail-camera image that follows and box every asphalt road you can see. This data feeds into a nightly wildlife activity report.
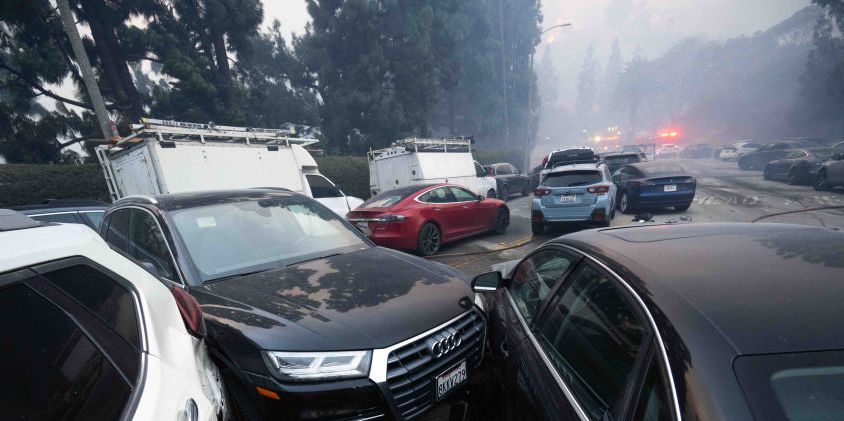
[431,158,844,276]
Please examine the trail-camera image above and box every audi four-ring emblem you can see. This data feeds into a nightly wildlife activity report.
[428,329,462,358]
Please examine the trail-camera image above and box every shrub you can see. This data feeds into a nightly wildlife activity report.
[0,164,110,207]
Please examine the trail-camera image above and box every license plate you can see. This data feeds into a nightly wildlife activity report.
[559,195,577,204]
[435,360,468,401]
[355,222,372,236]
[664,185,677,192]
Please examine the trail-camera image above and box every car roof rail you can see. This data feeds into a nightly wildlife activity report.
[0,209,43,232]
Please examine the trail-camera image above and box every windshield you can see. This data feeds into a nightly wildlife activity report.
[545,171,603,187]
[169,199,367,282]
[736,350,844,421]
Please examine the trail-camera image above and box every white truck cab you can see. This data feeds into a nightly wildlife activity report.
[368,137,498,197]
[96,119,363,217]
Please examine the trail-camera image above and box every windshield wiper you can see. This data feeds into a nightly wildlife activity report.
[206,269,272,283]
[287,253,342,267]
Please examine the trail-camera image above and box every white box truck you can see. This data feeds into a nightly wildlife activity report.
[368,138,498,198]
[96,119,364,216]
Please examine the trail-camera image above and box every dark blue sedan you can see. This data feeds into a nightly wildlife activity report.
[611,162,696,213]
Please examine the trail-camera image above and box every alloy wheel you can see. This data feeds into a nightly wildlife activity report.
[814,173,831,191]
[620,192,630,214]
[420,224,441,255]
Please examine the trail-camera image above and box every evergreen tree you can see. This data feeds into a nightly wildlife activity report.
[601,38,622,113]
[575,43,601,115]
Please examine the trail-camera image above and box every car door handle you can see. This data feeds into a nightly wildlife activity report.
[434,208,442,212]
[462,206,470,209]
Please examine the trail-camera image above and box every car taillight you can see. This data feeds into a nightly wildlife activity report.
[172,287,205,337]
[587,185,610,194]
[534,188,551,197]
[377,214,407,223]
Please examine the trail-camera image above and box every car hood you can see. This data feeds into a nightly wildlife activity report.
[191,247,474,351]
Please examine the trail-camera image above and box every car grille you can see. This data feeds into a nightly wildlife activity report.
[385,310,485,420]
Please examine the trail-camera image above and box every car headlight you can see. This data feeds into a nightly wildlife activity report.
[263,350,372,382]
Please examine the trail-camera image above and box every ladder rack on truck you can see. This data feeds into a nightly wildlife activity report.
[114,118,319,148]
[368,137,474,160]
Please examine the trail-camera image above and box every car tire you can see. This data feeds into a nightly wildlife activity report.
[223,373,261,421]
[531,221,545,235]
[619,192,634,214]
[521,183,530,196]
[487,189,497,199]
[738,159,750,171]
[416,222,441,256]
[674,203,691,212]
[493,208,509,234]
[763,167,772,180]
[500,185,510,202]
[787,169,802,185]
[813,171,831,191]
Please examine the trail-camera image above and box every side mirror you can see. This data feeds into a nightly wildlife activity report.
[477,194,484,201]
[472,271,503,293]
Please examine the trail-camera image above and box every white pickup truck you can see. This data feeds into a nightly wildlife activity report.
[368,137,498,198]
[96,119,364,217]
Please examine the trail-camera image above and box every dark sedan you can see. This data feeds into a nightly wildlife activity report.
[598,152,643,174]
[98,190,485,421]
[763,148,837,185]
[612,162,696,213]
[737,141,813,170]
[473,223,844,421]
[486,162,531,200]
[814,151,844,191]
[12,199,109,230]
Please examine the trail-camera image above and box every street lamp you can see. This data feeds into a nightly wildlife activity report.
[524,23,572,173]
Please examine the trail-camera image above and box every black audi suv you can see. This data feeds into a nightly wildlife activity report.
[98,189,485,421]
[473,222,844,421]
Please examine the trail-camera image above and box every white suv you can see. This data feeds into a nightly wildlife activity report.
[0,210,224,421]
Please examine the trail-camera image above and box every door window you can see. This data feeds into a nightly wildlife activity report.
[306,174,343,198]
[509,249,576,323]
[29,212,80,224]
[450,187,477,202]
[418,187,456,203]
[128,209,177,281]
[475,162,487,178]
[104,209,131,252]
[633,359,673,421]
[81,211,105,229]
[0,284,131,419]
[537,264,650,420]
[40,264,141,349]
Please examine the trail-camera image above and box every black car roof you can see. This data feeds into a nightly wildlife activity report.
[113,189,307,212]
[12,199,110,213]
[557,223,844,355]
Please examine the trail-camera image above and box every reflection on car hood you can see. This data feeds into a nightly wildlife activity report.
[191,247,473,351]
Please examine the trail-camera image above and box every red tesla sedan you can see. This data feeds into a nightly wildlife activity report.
[347,184,510,256]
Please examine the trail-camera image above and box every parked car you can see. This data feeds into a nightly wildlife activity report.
[348,183,509,256]
[763,148,837,185]
[599,152,643,174]
[486,162,531,200]
[472,222,844,421]
[813,151,844,191]
[737,141,810,170]
[98,189,487,420]
[612,162,696,213]
[655,143,680,159]
[0,210,223,421]
[541,147,598,171]
[531,163,616,235]
[12,199,109,229]
[529,164,544,189]
[680,143,714,159]
[719,141,762,160]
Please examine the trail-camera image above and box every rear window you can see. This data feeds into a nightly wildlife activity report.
[735,350,844,421]
[362,185,427,208]
[547,150,597,168]
[642,165,685,176]
[545,171,602,187]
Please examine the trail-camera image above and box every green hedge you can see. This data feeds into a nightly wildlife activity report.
[473,148,528,171]
[315,156,370,199]
[0,164,110,208]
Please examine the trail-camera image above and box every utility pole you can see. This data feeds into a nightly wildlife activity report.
[55,0,115,141]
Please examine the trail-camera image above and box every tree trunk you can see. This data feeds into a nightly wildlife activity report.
[211,29,234,109]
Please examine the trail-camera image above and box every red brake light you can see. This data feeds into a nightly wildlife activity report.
[587,185,610,194]
[172,287,205,337]
[534,188,551,197]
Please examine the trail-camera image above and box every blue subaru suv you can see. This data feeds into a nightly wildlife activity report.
[531,163,616,234]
